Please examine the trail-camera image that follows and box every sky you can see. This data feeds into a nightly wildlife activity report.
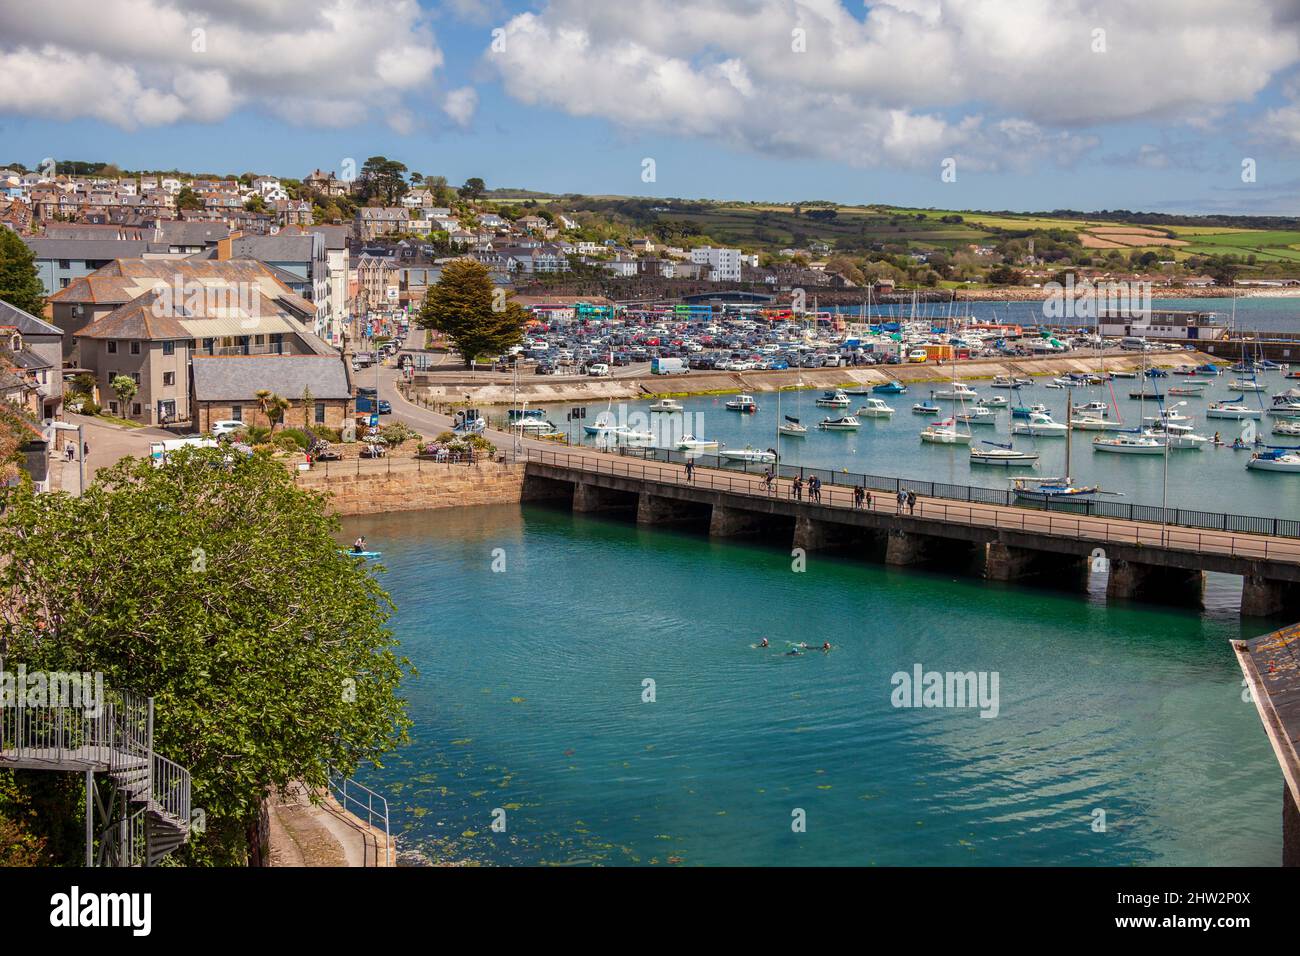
[3,0,1300,215]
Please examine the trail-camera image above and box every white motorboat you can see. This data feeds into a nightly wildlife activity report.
[933,383,978,401]
[990,376,1020,389]
[912,402,941,414]
[815,389,850,408]
[1268,401,1300,417]
[955,405,998,426]
[818,415,861,430]
[1072,401,1108,416]
[1229,380,1267,392]
[517,418,560,434]
[677,435,719,451]
[1150,429,1208,449]
[969,444,1039,466]
[720,446,776,464]
[1011,412,1068,436]
[1069,416,1119,431]
[920,419,972,444]
[649,398,684,412]
[1142,411,1191,425]
[1092,433,1164,455]
[1045,382,1065,390]
[1247,450,1300,472]
[856,398,895,418]
[1207,401,1263,420]
[1273,420,1300,437]
[616,428,655,443]
[979,395,1009,408]
[725,394,758,412]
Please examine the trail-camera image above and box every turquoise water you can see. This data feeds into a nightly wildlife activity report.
[344,504,1281,866]
[529,367,1300,520]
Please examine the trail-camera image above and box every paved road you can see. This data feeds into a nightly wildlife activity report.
[49,414,173,494]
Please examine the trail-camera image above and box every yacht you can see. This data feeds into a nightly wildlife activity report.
[969,443,1038,466]
[725,394,759,412]
[815,389,851,408]
[1207,401,1263,420]
[1247,449,1300,472]
[1273,420,1300,437]
[933,383,978,401]
[1011,412,1068,436]
[919,419,973,444]
[856,398,895,418]
[1229,379,1267,392]
[778,417,808,437]
[1148,428,1208,449]
[1092,433,1164,455]
[818,415,861,430]
[720,446,777,464]
[1010,477,1099,506]
[649,398,684,413]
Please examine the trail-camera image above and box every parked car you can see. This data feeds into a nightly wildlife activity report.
[210,419,244,438]
[356,395,391,414]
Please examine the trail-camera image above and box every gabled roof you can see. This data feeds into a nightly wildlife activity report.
[0,298,61,336]
[191,354,351,401]
[50,258,316,314]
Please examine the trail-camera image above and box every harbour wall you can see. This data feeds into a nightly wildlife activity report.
[294,459,525,516]
[408,349,1213,408]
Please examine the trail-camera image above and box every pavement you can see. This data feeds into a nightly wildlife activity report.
[265,782,392,867]
[48,413,173,494]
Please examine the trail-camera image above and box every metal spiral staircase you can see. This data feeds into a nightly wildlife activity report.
[0,685,193,866]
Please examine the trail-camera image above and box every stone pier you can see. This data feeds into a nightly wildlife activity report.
[636,492,710,526]
[709,504,765,537]
[792,515,872,552]
[1241,568,1300,618]
[985,541,1087,586]
[1105,559,1205,607]
[572,481,636,514]
[885,529,942,566]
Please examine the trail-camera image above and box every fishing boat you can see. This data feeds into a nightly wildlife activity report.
[649,398,684,412]
[725,394,759,412]
[1092,432,1164,455]
[1012,412,1068,436]
[677,435,719,451]
[1011,403,1048,419]
[872,380,908,395]
[969,442,1038,466]
[933,382,978,401]
[720,446,777,464]
[1207,400,1263,420]
[815,389,851,407]
[778,416,807,437]
[856,398,895,418]
[912,402,941,414]
[818,415,861,430]
[1247,449,1300,472]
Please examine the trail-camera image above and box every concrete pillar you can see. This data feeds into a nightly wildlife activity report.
[985,541,1086,586]
[1105,559,1204,608]
[636,492,703,526]
[1241,572,1300,618]
[1285,783,1299,868]
[709,504,764,537]
[885,529,930,566]
[573,482,634,513]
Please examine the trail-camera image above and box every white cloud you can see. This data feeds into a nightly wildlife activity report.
[484,0,1300,172]
[0,0,442,129]
[442,86,479,127]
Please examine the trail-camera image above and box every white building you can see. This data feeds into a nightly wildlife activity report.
[690,246,742,282]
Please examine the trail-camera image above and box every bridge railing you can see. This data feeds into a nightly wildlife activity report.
[526,444,1300,539]
[523,447,1300,563]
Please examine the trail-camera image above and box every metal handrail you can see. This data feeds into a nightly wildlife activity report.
[327,769,393,867]
[522,446,1300,565]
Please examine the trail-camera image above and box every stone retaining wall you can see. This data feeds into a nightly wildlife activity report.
[294,460,525,515]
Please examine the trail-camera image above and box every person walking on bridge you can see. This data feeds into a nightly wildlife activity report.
[896,489,906,514]
[685,458,695,483]
[792,476,803,501]
[907,490,917,515]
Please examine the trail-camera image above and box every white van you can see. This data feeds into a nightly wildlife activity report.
[149,438,218,467]
[587,363,611,377]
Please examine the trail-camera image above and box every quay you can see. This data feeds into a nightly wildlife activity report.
[521,447,1300,617]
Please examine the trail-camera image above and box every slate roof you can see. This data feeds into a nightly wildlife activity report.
[191,354,351,401]
[0,298,61,336]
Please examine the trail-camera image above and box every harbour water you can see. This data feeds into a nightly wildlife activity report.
[526,366,1300,520]
[344,504,1280,866]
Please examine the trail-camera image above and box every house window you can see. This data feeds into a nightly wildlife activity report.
[59,278,70,289]
[158,400,176,421]
[107,341,117,354]
[58,259,70,269]
[132,373,141,385]
[130,341,141,355]
[162,341,175,356]
[163,371,175,386]
[108,401,119,415]
[131,403,142,416]
[315,402,326,424]
[231,405,242,422]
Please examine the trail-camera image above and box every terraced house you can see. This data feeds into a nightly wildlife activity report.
[49,259,340,426]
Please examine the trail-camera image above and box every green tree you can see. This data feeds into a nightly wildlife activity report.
[0,229,46,317]
[110,374,138,412]
[417,259,526,368]
[176,186,203,211]
[300,385,315,430]
[255,389,291,433]
[357,156,409,205]
[460,177,486,201]
[0,449,411,863]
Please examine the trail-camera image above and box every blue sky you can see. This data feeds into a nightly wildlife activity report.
[4,0,1300,215]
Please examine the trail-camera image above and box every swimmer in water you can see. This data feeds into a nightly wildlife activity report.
[759,638,769,648]
[821,642,831,651]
